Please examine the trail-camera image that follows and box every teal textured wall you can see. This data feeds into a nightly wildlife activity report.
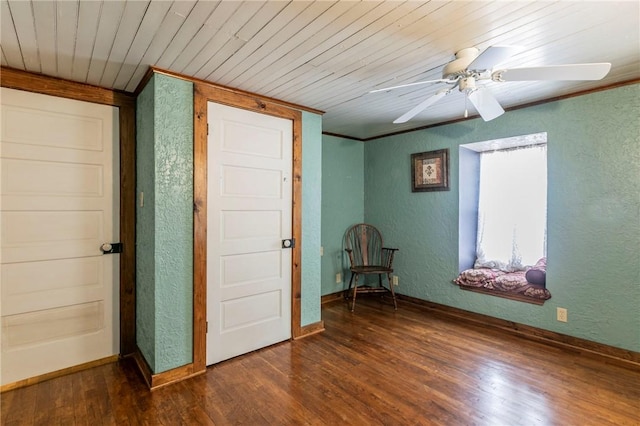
[135,76,156,371]
[321,135,365,296]
[363,84,640,351]
[135,74,194,373]
[301,111,322,326]
[153,75,194,372]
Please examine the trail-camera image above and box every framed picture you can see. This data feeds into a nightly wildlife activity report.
[411,149,450,192]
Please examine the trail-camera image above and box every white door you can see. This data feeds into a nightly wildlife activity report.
[0,88,119,385]
[206,102,292,365]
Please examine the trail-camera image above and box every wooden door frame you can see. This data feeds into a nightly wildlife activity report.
[192,81,303,373]
[0,67,137,357]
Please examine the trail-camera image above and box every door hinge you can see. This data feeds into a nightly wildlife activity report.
[206,321,208,333]
[207,123,209,135]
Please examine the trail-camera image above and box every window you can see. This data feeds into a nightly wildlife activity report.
[459,133,547,272]
[475,144,547,271]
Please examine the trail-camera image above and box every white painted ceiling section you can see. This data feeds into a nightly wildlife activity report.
[1,1,638,139]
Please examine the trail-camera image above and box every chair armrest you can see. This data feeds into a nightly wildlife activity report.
[381,247,399,268]
[344,248,354,267]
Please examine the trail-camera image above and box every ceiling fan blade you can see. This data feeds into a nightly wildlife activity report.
[468,88,504,121]
[468,45,524,70]
[496,63,612,81]
[370,79,454,93]
[393,89,450,124]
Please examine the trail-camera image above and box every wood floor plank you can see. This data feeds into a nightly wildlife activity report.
[2,298,639,425]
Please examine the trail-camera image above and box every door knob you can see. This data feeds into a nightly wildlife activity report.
[101,242,123,254]
[282,238,295,249]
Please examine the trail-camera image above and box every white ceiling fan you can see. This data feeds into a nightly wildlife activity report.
[371,46,612,124]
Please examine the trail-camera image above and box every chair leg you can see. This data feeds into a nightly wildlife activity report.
[345,272,355,300]
[387,273,397,310]
[351,274,359,312]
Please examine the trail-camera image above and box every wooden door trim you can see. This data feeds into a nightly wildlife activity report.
[193,82,303,373]
[145,66,323,115]
[0,67,137,357]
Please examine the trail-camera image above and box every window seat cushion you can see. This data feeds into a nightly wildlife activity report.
[455,265,551,301]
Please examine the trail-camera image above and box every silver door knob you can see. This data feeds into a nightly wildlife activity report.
[281,238,295,249]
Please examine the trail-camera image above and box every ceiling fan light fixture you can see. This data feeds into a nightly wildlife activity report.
[458,76,476,93]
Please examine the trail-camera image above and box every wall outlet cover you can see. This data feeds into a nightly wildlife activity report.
[557,307,568,322]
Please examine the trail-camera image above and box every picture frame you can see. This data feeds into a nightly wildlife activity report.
[411,149,450,192]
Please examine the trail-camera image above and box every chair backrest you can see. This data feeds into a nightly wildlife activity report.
[344,223,383,267]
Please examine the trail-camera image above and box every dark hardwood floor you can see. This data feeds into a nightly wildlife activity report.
[2,297,639,425]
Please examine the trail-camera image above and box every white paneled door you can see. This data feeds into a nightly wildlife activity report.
[206,102,292,365]
[0,88,119,385]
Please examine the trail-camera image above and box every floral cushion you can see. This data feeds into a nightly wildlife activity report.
[454,268,506,287]
[455,262,551,301]
[494,271,528,290]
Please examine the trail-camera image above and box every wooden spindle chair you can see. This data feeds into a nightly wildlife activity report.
[344,223,398,311]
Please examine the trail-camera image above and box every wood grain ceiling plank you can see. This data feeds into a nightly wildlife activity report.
[6,0,40,72]
[194,1,289,82]
[154,1,218,70]
[202,2,358,88]
[306,1,419,68]
[124,1,198,92]
[249,2,378,94]
[71,1,102,83]
[269,2,426,100]
[460,1,573,53]
[168,1,245,74]
[112,0,174,90]
[276,14,464,105]
[0,1,24,69]
[86,1,126,86]
[217,1,336,86]
[31,0,56,76]
[99,0,150,88]
[180,1,263,78]
[282,2,471,103]
[609,63,640,80]
[230,1,357,92]
[204,2,312,86]
[55,0,79,81]
[260,66,335,108]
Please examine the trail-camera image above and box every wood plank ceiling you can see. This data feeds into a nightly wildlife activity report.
[1,1,639,140]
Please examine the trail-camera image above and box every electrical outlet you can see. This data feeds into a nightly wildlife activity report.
[336,273,342,283]
[392,275,399,286]
[557,307,568,322]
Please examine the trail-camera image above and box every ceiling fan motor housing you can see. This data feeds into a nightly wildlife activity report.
[442,47,480,78]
